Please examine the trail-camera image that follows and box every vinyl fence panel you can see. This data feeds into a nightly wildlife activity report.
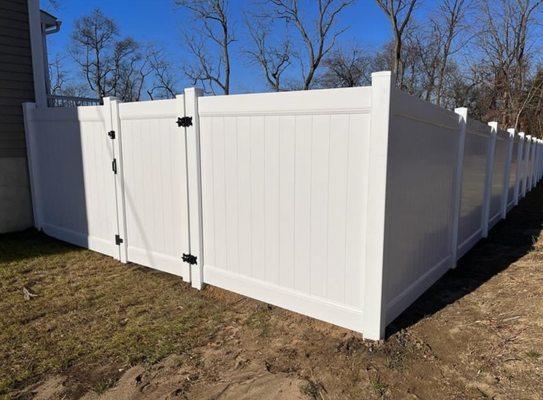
[489,132,508,227]
[458,119,489,255]
[384,89,459,323]
[507,132,519,210]
[197,87,372,332]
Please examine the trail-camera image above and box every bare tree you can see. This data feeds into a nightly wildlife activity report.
[266,0,354,90]
[475,0,543,128]
[110,38,150,101]
[410,0,467,104]
[71,9,150,101]
[175,0,233,94]
[375,0,418,88]
[433,0,467,105]
[320,46,372,87]
[245,15,292,91]
[71,9,117,98]
[146,47,178,99]
[48,55,67,95]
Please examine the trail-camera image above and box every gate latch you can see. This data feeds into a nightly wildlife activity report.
[177,116,193,128]
[182,253,197,265]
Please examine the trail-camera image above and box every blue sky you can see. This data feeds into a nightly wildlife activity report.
[42,0,393,94]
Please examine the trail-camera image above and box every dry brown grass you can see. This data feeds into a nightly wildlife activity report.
[1,185,543,399]
[0,232,231,398]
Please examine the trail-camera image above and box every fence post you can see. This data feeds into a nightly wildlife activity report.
[183,88,205,290]
[524,135,534,194]
[536,140,541,182]
[515,132,524,204]
[537,140,540,182]
[530,137,537,190]
[110,98,128,263]
[540,139,543,182]
[523,135,531,197]
[537,140,540,183]
[451,107,468,268]
[536,139,543,183]
[102,97,128,262]
[481,122,497,237]
[22,102,43,229]
[362,71,393,341]
[536,140,540,182]
[539,140,542,182]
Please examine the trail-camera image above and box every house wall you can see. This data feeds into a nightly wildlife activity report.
[0,0,34,232]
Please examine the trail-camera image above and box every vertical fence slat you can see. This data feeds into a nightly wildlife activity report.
[451,107,468,267]
[362,71,392,341]
[184,88,205,290]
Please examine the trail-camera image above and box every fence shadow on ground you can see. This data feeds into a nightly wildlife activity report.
[0,229,78,264]
[387,183,543,337]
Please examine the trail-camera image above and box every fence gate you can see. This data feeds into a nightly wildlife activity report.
[115,97,192,281]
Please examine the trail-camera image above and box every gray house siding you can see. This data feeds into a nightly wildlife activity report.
[0,0,34,232]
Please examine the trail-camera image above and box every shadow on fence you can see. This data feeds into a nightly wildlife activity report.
[388,182,543,337]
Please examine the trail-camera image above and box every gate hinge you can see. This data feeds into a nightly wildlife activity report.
[115,234,123,245]
[112,158,117,174]
[182,253,197,265]
[108,130,116,139]
[177,116,193,128]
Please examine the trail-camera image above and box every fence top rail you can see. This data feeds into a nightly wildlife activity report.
[118,97,180,120]
[466,118,492,137]
[47,94,101,108]
[198,86,371,116]
[31,103,104,122]
[392,88,459,131]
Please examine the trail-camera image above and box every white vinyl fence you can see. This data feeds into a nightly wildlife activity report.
[22,72,543,340]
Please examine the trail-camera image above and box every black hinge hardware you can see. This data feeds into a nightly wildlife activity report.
[177,116,193,128]
[108,130,116,139]
[182,253,197,265]
[115,235,123,245]
[112,158,117,174]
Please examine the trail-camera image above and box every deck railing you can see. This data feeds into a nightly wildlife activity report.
[47,95,101,108]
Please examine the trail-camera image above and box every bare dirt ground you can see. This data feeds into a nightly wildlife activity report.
[1,186,543,400]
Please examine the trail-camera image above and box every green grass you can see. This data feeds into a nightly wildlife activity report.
[370,376,388,398]
[93,378,118,395]
[245,306,272,337]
